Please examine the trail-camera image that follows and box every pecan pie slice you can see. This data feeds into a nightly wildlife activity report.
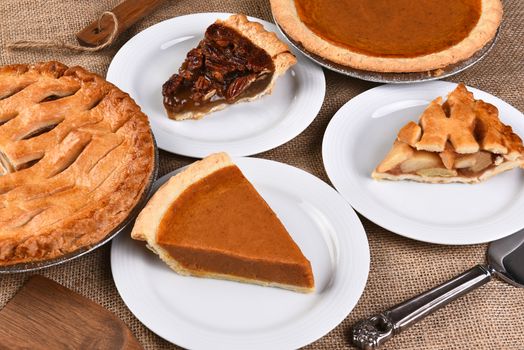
[162,14,296,120]
[373,84,524,184]
[0,62,155,266]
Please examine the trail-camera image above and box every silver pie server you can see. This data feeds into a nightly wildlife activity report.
[352,228,524,349]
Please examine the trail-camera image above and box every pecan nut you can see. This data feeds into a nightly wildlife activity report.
[226,74,256,101]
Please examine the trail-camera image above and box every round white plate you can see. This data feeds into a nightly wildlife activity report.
[323,81,524,245]
[111,157,369,350]
[107,13,325,158]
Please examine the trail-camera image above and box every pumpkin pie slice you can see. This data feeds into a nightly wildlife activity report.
[131,153,314,293]
[162,14,296,120]
[271,0,502,72]
[372,84,524,183]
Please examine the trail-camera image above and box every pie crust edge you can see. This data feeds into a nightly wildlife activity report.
[131,152,314,293]
[271,0,503,72]
[165,14,297,121]
[0,61,156,266]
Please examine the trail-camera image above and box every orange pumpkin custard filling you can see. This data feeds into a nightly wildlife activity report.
[131,153,314,293]
[294,0,481,58]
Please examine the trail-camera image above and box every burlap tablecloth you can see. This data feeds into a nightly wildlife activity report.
[1,1,523,349]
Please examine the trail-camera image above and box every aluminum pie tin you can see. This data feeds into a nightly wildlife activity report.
[0,133,159,273]
[275,22,499,84]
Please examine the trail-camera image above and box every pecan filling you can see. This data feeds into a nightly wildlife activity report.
[162,23,275,117]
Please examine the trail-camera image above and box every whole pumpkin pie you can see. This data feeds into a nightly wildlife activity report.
[271,0,503,72]
[0,61,155,266]
[131,153,315,293]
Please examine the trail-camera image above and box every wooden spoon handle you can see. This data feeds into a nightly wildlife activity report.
[76,0,166,47]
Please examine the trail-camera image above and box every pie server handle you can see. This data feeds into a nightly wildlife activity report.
[351,264,492,349]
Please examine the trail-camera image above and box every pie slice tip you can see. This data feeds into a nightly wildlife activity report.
[132,152,315,293]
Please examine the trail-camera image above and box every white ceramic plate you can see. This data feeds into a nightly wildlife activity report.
[323,81,524,245]
[107,13,325,158]
[111,157,369,350]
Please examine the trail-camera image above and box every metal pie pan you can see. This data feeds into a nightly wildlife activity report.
[275,22,499,84]
[0,133,159,273]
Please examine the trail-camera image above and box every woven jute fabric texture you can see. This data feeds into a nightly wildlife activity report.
[1,1,523,349]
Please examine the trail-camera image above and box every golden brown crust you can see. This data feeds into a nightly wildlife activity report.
[271,0,503,72]
[0,61,155,266]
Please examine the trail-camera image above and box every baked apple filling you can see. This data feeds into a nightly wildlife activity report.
[162,23,275,120]
[377,141,498,178]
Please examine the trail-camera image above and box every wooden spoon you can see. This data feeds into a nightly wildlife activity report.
[76,0,166,47]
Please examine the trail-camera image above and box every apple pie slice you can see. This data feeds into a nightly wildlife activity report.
[162,14,296,120]
[373,84,524,184]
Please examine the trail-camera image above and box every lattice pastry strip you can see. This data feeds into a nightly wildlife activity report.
[0,77,81,123]
[0,139,129,235]
[0,76,112,171]
[373,84,524,184]
[415,85,479,153]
